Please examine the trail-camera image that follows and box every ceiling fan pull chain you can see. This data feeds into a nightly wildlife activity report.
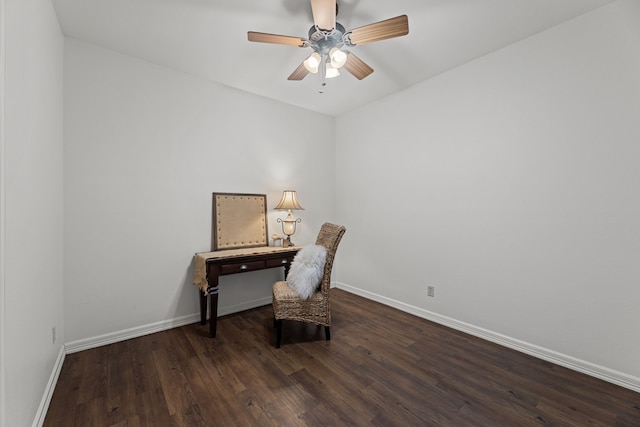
[319,59,327,93]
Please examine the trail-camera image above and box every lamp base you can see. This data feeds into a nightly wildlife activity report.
[277,216,301,247]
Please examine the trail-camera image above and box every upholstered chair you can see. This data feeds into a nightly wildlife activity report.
[272,222,346,348]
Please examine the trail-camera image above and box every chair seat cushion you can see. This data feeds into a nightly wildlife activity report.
[273,280,323,302]
[285,244,327,299]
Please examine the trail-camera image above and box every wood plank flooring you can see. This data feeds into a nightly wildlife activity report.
[44,289,640,426]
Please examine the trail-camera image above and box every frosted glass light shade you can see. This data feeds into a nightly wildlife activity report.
[329,47,347,68]
[303,52,321,74]
[325,62,340,79]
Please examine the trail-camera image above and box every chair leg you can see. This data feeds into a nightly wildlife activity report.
[275,319,283,348]
[324,326,331,341]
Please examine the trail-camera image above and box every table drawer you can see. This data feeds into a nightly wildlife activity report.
[220,260,265,275]
[265,257,293,268]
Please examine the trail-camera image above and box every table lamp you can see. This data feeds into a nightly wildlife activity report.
[275,190,304,247]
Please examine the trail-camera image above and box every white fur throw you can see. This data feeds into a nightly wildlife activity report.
[286,244,327,299]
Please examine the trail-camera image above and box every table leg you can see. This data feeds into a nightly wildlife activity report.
[199,290,207,325]
[209,292,218,337]
[284,262,292,279]
[205,265,221,338]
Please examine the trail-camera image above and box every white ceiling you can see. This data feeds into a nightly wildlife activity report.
[52,0,613,116]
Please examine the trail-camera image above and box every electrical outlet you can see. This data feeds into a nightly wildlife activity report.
[427,286,435,297]
[52,327,56,344]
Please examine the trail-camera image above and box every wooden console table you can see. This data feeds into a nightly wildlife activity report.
[194,246,300,337]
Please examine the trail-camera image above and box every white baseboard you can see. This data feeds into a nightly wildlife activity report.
[335,282,640,394]
[65,313,201,354]
[65,297,273,354]
[31,346,65,427]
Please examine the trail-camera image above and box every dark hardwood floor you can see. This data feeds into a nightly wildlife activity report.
[44,289,639,426]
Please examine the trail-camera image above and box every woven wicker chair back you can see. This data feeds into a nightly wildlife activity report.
[315,222,347,295]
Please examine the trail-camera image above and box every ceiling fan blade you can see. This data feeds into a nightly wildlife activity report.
[343,52,374,80]
[310,0,336,31]
[288,62,310,81]
[247,31,306,47]
[347,15,409,46]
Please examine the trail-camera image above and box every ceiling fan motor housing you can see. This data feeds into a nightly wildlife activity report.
[307,22,351,55]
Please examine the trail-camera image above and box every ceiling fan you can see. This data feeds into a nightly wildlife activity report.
[247,0,409,84]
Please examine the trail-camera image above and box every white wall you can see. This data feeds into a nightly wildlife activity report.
[2,0,65,426]
[335,0,640,388]
[63,38,335,345]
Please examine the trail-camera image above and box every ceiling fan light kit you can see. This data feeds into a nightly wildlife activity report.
[247,0,408,86]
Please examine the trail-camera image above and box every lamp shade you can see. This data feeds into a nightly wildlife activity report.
[275,190,304,210]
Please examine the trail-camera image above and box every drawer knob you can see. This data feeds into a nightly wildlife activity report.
[240,264,248,270]
[281,259,288,264]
